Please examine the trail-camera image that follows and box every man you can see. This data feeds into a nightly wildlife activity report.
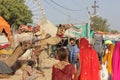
[67,38,73,62]
[68,38,79,70]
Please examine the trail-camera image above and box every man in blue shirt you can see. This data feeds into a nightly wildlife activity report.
[69,38,79,70]
[67,39,73,62]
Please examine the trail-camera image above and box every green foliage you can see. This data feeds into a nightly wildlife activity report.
[110,30,119,34]
[0,0,33,29]
[90,16,109,32]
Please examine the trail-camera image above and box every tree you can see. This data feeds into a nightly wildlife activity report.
[90,16,109,32]
[110,30,119,34]
[0,0,33,29]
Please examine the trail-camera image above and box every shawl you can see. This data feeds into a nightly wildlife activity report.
[52,64,76,80]
[112,41,120,80]
[103,44,114,75]
[78,38,100,80]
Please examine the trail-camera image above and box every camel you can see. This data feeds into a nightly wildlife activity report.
[0,24,72,75]
[0,41,43,75]
[4,41,33,67]
[33,24,72,70]
[39,24,71,47]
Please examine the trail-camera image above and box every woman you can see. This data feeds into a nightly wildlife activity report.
[102,44,114,80]
[52,47,76,80]
[76,38,100,80]
[112,41,120,80]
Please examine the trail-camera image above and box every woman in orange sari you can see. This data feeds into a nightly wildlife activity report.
[103,44,114,80]
[76,38,100,80]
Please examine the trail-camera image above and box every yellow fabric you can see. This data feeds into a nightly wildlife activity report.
[0,49,13,55]
[8,49,13,55]
[103,44,115,75]
[0,49,7,54]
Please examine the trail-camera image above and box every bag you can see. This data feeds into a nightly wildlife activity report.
[100,63,108,80]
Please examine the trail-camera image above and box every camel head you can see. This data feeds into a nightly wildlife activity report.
[57,24,73,37]
[19,41,33,50]
[38,24,74,47]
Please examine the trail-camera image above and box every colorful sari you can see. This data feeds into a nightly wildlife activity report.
[103,44,115,75]
[78,38,100,80]
[112,41,120,80]
[52,63,76,80]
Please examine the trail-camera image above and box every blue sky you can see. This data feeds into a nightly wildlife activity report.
[25,0,120,30]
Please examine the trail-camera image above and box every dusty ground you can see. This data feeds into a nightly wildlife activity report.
[0,51,108,80]
[0,51,59,80]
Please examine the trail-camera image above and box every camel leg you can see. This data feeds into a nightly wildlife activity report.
[35,55,44,76]
[38,57,42,71]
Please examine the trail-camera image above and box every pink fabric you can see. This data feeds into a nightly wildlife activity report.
[78,38,100,80]
[52,64,76,80]
[112,41,120,80]
[0,44,10,49]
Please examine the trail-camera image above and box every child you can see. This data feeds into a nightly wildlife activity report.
[22,60,43,80]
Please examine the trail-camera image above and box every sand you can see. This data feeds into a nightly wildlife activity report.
[0,51,59,80]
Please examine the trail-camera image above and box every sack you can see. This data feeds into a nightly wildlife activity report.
[100,63,108,80]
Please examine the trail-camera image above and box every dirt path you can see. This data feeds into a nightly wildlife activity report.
[0,50,59,80]
[0,58,59,80]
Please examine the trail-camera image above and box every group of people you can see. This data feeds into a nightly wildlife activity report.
[102,41,120,80]
[52,38,100,80]
[21,37,120,80]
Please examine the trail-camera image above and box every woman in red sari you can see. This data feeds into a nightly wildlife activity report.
[52,47,76,80]
[76,38,100,80]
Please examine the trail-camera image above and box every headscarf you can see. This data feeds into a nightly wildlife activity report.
[112,41,120,80]
[78,38,100,80]
[79,38,90,49]
[107,44,114,74]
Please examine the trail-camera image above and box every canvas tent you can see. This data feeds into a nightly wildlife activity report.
[0,16,11,40]
[64,23,94,39]
[37,19,57,37]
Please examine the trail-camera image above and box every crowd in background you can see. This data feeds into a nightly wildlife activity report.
[52,38,100,80]
[20,36,120,80]
[52,37,120,80]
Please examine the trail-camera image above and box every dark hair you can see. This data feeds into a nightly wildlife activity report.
[70,38,75,41]
[56,47,68,61]
[27,60,35,67]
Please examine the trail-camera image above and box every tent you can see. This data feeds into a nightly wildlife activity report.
[0,16,11,40]
[0,61,13,74]
[0,34,10,49]
[64,23,94,39]
[37,19,57,37]
[0,16,11,49]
